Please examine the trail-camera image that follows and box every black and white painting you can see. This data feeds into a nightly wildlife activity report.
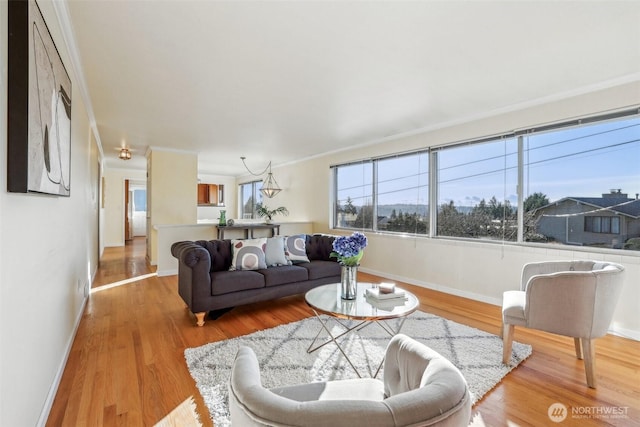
[8,0,72,196]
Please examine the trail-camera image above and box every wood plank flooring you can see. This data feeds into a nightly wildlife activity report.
[46,238,640,426]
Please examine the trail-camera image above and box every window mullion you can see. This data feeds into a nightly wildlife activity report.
[429,150,438,238]
[372,161,378,232]
[517,135,524,243]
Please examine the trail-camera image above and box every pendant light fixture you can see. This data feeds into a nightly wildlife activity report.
[241,157,282,198]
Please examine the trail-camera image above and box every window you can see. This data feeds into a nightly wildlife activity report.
[436,137,517,241]
[331,109,639,251]
[334,162,373,229]
[332,152,428,233]
[239,180,263,219]
[524,115,639,247]
[585,216,620,234]
[133,189,146,212]
[377,153,429,234]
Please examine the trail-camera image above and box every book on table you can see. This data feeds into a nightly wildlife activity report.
[365,286,406,300]
[365,295,407,311]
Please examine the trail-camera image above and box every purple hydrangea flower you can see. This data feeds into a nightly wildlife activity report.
[331,232,368,266]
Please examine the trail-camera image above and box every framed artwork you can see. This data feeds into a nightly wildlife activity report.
[8,0,72,196]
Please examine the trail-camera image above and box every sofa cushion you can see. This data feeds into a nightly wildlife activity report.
[301,260,342,280]
[284,235,310,263]
[211,270,265,295]
[264,236,290,267]
[306,234,336,261]
[230,238,267,271]
[259,265,309,287]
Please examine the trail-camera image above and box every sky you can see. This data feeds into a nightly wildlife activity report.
[337,115,640,208]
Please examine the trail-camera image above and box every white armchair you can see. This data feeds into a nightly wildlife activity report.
[502,260,625,388]
[229,334,471,427]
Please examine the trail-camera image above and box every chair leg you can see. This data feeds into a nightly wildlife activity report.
[574,338,583,359]
[502,324,514,364]
[582,339,597,388]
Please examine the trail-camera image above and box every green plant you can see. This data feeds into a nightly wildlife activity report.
[255,203,289,221]
[623,237,640,251]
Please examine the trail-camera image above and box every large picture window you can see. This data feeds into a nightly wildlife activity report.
[436,137,517,241]
[334,162,373,229]
[331,109,640,252]
[377,153,429,234]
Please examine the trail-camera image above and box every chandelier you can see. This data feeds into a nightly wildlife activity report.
[240,157,282,198]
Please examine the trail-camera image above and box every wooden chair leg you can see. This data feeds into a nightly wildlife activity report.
[574,337,583,359]
[195,312,206,327]
[502,324,515,364]
[582,338,597,388]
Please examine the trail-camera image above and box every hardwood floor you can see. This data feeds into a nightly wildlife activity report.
[47,238,640,426]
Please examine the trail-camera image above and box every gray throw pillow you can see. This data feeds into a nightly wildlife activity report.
[229,238,267,271]
[284,235,310,264]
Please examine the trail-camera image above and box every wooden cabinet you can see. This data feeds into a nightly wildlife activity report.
[197,183,224,206]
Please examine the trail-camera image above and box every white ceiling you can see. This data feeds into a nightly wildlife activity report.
[61,1,640,175]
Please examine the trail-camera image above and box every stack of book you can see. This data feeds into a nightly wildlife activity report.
[365,283,407,310]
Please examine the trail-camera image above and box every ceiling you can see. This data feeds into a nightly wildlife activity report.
[60,1,640,175]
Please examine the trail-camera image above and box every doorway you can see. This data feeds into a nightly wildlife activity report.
[125,179,147,241]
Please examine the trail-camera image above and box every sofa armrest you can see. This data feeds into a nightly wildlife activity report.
[171,241,213,315]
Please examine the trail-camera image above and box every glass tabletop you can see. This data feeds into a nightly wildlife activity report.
[305,282,419,321]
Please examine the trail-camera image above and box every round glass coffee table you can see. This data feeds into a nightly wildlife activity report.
[305,282,419,377]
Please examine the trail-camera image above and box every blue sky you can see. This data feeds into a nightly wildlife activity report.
[337,116,640,208]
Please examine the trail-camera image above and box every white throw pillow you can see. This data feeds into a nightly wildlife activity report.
[229,238,267,271]
[264,236,290,267]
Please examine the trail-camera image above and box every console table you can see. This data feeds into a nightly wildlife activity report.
[217,223,280,239]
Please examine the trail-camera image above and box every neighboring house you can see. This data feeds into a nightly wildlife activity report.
[533,190,640,248]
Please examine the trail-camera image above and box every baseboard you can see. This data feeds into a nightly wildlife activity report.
[360,267,640,342]
[609,324,640,341]
[359,266,502,307]
[36,294,88,427]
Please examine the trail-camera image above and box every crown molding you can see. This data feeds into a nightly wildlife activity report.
[52,0,104,162]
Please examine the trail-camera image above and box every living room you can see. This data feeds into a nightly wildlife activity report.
[1,1,639,426]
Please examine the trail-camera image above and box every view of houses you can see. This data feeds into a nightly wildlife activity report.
[338,189,640,250]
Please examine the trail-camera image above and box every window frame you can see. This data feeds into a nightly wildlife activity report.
[238,180,263,219]
[331,107,639,253]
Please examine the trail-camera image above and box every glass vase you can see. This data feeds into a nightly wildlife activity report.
[341,265,358,300]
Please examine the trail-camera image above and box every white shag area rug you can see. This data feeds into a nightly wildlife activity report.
[185,311,531,426]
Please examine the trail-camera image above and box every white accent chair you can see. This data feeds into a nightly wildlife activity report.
[229,334,472,427]
[502,260,625,388]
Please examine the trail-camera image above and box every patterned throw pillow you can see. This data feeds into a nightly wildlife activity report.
[264,236,290,267]
[229,238,267,271]
[284,235,310,264]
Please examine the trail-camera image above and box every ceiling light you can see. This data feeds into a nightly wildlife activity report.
[119,148,132,160]
[241,157,282,198]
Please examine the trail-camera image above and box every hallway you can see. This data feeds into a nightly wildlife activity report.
[92,237,152,289]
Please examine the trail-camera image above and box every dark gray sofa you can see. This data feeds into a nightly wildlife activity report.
[171,234,340,326]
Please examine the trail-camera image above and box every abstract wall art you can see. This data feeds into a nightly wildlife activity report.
[8,0,72,196]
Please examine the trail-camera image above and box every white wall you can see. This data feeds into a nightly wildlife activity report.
[0,2,100,425]
[274,81,640,339]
